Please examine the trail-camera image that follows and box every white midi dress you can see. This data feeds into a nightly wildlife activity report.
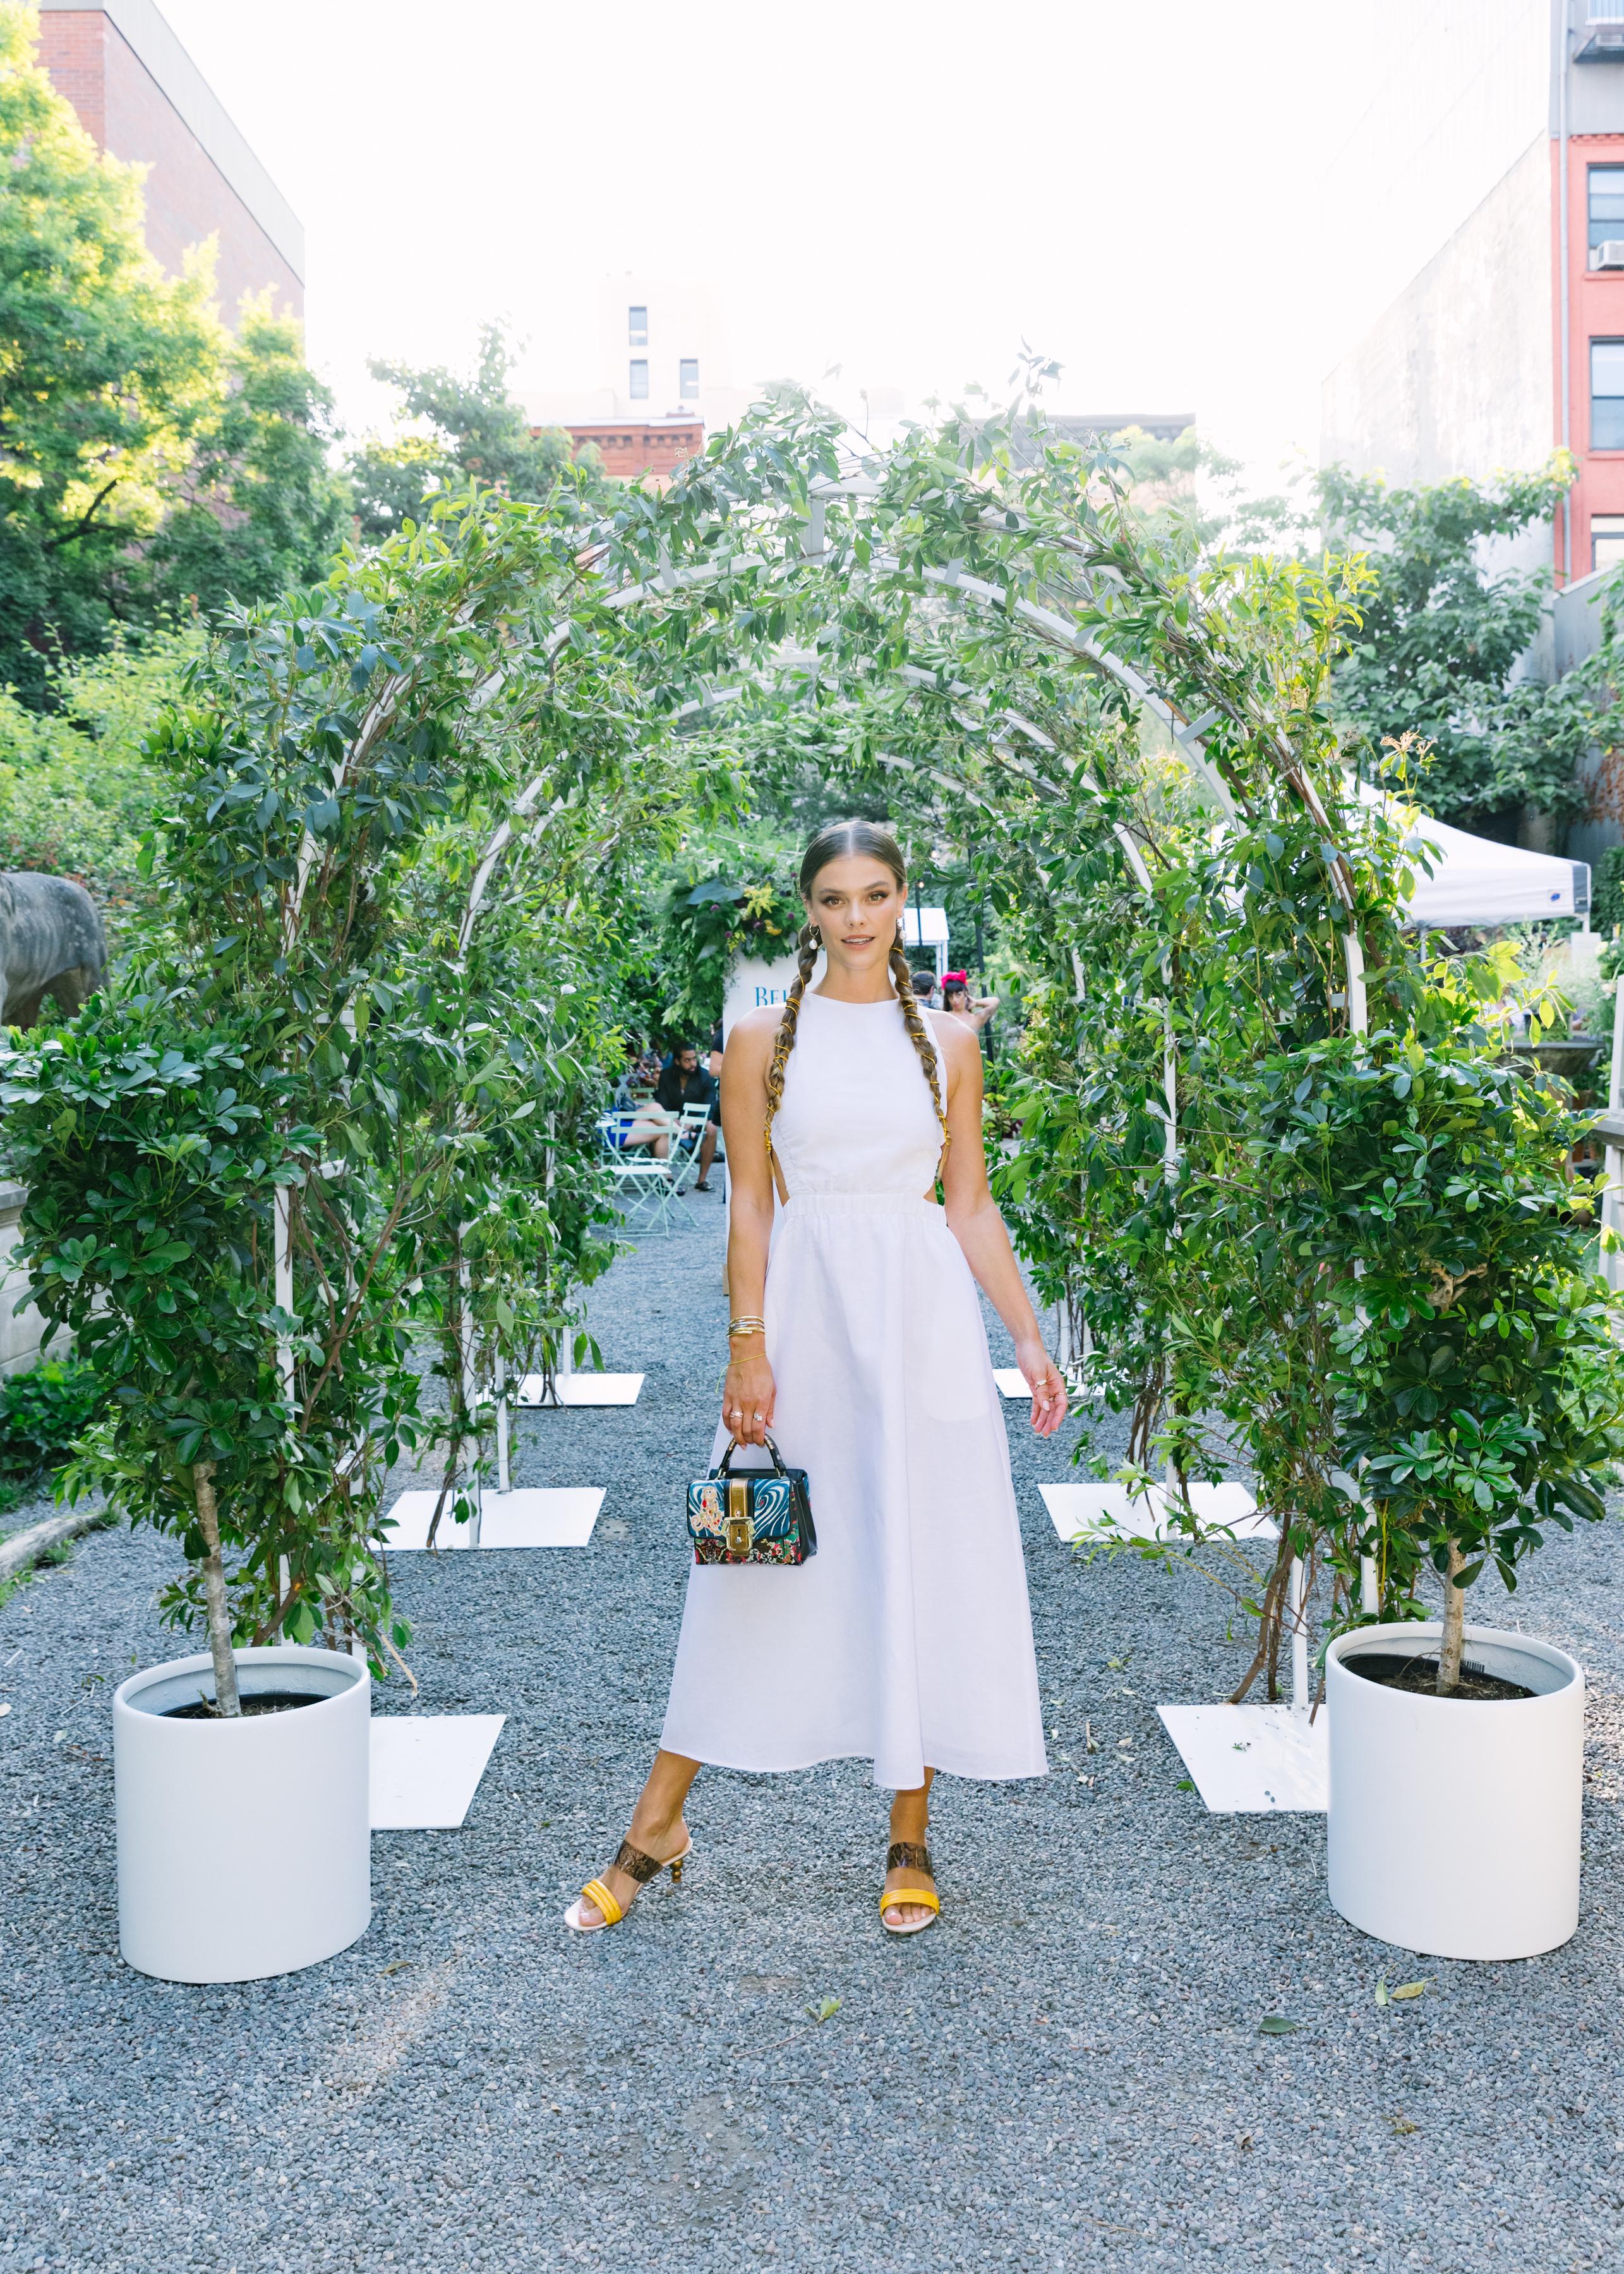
[659,989,1047,1791]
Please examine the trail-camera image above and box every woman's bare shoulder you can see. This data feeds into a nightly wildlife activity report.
[721,1009,782,1062]
[923,1007,980,1073]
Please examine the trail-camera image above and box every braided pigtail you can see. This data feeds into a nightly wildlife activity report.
[889,937,950,1164]
[763,922,820,1161]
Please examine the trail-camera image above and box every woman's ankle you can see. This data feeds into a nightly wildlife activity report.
[627,1801,685,1850]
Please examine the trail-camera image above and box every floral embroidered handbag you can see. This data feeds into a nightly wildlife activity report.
[687,1431,817,1566]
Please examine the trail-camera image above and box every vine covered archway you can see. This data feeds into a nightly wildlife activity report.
[6,383,1616,1714]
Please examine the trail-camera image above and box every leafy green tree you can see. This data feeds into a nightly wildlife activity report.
[0,8,349,701]
[1319,460,1599,831]
[0,4,217,704]
[140,300,352,623]
[351,322,596,543]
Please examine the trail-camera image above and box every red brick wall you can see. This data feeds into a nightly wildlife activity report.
[563,423,704,483]
[37,9,302,325]
[35,8,104,145]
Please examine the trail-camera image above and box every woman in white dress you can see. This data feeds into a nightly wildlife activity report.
[566,821,1068,1937]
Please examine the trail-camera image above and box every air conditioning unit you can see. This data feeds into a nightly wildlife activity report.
[1592,240,1624,269]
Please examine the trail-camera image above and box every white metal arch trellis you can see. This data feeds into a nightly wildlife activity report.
[436,455,1377,1613]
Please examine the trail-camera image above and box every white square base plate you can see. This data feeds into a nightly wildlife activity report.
[1038,1479,1275,1544]
[517,1373,644,1407]
[370,1714,505,1829]
[379,1486,605,1549]
[994,1368,1033,1399]
[1157,1702,1328,1812]
[479,1486,604,1546]
[378,1489,474,1550]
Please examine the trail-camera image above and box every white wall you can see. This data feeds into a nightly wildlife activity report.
[529,274,750,432]
[0,1186,70,1378]
[1321,133,1553,495]
[1321,0,1551,356]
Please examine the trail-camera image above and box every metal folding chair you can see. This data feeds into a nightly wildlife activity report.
[666,1101,714,1203]
[598,1108,691,1237]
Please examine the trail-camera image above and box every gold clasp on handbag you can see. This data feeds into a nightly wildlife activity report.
[726,1476,754,1558]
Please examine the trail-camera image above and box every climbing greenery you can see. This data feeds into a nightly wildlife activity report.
[2,481,689,1696]
[3,373,1617,1707]
[654,827,805,1038]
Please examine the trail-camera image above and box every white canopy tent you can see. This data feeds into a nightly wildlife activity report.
[901,903,951,978]
[1358,785,1591,929]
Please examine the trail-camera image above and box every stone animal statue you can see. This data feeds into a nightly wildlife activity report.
[0,873,107,1028]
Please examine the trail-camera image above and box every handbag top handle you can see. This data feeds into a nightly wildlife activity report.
[712,1432,790,1479]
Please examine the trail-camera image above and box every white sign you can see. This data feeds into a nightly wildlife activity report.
[723,953,815,1041]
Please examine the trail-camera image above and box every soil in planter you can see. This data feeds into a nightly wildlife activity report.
[1346,1652,1534,1703]
[163,1691,328,1719]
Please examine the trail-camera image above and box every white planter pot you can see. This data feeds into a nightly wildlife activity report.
[113,1644,371,1983]
[1326,1620,1583,1962]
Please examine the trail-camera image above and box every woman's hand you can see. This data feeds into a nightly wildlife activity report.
[1014,1337,1069,1438]
[723,1349,776,1447]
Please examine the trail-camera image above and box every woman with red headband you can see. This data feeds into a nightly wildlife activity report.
[941,970,999,1034]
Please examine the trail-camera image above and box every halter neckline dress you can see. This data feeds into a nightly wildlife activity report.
[659,987,1047,1790]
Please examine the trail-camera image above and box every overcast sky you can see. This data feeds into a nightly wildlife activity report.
[155,0,1402,488]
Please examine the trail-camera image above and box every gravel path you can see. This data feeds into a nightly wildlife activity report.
[4,1195,1624,2272]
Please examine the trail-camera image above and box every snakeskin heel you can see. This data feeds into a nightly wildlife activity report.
[563,1830,693,1934]
[880,1839,940,1937]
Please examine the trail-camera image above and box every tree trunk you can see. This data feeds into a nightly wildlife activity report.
[191,1460,241,1717]
[1436,1536,1466,1697]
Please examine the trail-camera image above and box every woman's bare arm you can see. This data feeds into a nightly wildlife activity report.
[932,1013,1068,1436]
[718,1009,780,1447]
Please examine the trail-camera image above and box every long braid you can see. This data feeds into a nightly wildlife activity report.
[763,922,820,1162]
[888,936,950,1164]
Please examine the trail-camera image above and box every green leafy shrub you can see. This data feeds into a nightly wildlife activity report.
[0,630,195,919]
[0,1356,107,1469]
[1591,845,1624,935]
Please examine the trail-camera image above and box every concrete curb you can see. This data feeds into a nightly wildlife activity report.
[0,1503,108,1586]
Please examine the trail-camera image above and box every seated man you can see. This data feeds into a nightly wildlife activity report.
[651,1040,719,1188]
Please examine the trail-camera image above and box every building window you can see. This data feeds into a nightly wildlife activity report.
[680,358,699,399]
[1594,340,1624,448]
[1594,516,1624,574]
[629,359,649,400]
[628,306,647,346]
[1592,168,1624,253]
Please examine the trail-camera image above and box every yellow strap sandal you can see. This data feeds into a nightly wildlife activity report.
[880,1840,940,1937]
[563,1831,692,1934]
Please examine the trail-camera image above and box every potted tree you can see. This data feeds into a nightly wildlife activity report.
[4,1001,379,1984]
[1320,1040,1624,1959]
[2,484,626,1982]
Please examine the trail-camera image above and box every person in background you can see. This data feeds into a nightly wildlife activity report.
[613,1042,648,1112]
[653,1040,719,1189]
[612,1043,678,1153]
[942,971,999,1034]
[706,1023,725,1186]
[910,968,940,1012]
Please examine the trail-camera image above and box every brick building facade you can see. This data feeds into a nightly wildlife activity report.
[37,0,303,325]
[562,419,705,484]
